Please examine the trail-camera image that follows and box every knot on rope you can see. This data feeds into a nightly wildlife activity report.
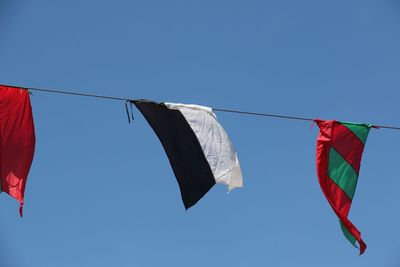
[125,100,135,124]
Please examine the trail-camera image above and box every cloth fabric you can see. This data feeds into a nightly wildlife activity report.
[315,119,370,255]
[0,85,36,216]
[134,100,243,209]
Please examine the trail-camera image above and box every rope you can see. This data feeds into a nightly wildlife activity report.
[1,83,400,130]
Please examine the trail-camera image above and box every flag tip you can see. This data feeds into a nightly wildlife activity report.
[19,203,23,217]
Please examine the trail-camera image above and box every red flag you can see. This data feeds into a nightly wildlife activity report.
[0,85,36,216]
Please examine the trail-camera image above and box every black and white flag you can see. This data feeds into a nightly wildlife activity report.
[134,100,243,209]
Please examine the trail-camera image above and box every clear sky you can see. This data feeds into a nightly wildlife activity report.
[1,0,400,266]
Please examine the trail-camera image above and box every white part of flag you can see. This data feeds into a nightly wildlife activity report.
[165,102,243,191]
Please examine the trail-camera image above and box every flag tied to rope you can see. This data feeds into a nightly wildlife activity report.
[315,119,370,255]
[134,100,243,209]
[0,85,36,216]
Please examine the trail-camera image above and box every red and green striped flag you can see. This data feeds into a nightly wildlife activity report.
[315,119,371,255]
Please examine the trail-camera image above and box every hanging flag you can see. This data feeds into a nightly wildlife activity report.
[315,119,370,255]
[0,85,36,216]
[134,100,243,209]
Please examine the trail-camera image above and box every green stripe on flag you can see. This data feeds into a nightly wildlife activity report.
[340,221,358,248]
[340,122,370,145]
[327,148,358,199]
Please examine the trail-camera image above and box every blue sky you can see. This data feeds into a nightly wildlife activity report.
[1,0,400,266]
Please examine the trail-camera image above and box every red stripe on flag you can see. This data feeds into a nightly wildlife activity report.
[316,120,351,217]
[323,176,351,218]
[331,123,364,174]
